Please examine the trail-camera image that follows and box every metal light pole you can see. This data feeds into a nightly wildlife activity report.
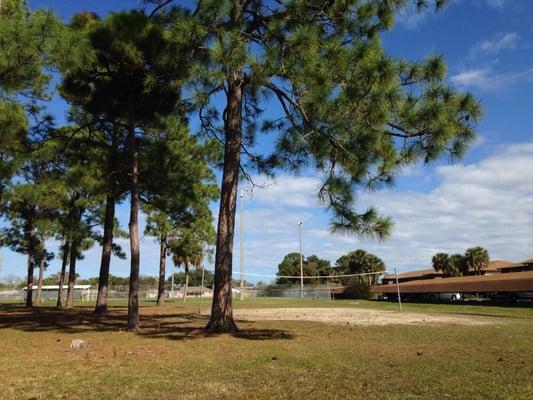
[171,267,174,299]
[239,190,244,301]
[394,267,403,313]
[199,266,205,314]
[298,221,303,298]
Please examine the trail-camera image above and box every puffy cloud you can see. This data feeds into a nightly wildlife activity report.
[3,143,533,282]
[470,32,521,57]
[235,142,533,277]
[247,175,321,208]
[486,0,505,9]
[450,67,533,91]
[395,2,442,30]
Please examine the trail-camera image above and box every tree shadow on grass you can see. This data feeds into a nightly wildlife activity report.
[0,304,294,341]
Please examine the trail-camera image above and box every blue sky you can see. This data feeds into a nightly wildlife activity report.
[1,0,533,283]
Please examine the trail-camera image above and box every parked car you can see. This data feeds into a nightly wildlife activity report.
[381,293,462,302]
[490,292,533,302]
[422,292,462,302]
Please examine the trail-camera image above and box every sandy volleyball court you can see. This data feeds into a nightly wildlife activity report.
[234,307,499,326]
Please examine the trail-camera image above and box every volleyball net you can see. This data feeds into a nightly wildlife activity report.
[219,269,388,300]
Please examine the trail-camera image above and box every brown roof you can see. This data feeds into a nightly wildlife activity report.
[520,259,533,264]
[371,270,533,294]
[483,259,516,271]
[383,269,442,280]
[384,260,520,279]
[497,263,527,270]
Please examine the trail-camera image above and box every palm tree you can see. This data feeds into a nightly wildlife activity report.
[335,249,385,285]
[448,254,466,277]
[172,248,203,303]
[171,235,205,303]
[171,253,188,302]
[465,247,489,275]
[432,253,450,275]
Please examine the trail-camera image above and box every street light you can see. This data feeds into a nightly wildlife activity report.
[239,190,244,301]
[298,221,303,298]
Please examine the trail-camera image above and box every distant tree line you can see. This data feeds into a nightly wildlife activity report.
[274,249,386,299]
[276,249,386,285]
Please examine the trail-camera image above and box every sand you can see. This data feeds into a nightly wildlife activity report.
[233,307,498,326]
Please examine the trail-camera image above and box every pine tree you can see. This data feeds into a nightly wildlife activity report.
[0,0,60,203]
[153,0,481,331]
[42,123,106,309]
[0,113,63,307]
[58,11,200,330]
[33,219,57,306]
[143,118,218,306]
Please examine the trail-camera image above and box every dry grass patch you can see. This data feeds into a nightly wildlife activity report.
[0,300,531,400]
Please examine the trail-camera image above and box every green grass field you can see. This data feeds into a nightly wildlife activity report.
[0,298,531,399]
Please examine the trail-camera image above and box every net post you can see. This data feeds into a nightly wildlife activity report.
[394,267,403,313]
[199,266,205,314]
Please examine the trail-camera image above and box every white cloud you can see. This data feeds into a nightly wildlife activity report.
[234,142,533,277]
[450,69,496,90]
[3,143,533,282]
[470,32,521,57]
[248,175,321,208]
[395,2,439,30]
[486,0,505,8]
[450,67,533,90]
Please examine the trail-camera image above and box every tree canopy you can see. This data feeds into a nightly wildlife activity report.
[151,0,482,331]
[465,247,489,275]
[0,0,484,333]
[335,249,385,284]
[432,248,489,277]
[276,252,333,285]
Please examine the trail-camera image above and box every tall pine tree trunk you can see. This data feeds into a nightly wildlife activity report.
[25,219,35,308]
[65,239,78,309]
[35,237,46,306]
[183,261,189,304]
[127,121,141,331]
[156,234,167,306]
[56,237,70,308]
[94,194,116,314]
[206,67,243,332]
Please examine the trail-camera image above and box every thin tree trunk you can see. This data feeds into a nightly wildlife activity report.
[25,219,35,308]
[183,261,189,304]
[56,237,70,308]
[65,239,78,309]
[156,234,167,306]
[127,121,141,331]
[206,67,243,332]
[94,194,116,314]
[35,237,46,306]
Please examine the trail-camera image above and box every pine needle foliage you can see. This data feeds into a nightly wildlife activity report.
[165,0,481,239]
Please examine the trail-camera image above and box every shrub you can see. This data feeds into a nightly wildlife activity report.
[340,280,371,299]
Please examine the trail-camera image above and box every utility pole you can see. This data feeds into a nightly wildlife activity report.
[171,267,174,299]
[239,190,244,301]
[394,267,403,313]
[298,221,303,298]
[199,266,205,314]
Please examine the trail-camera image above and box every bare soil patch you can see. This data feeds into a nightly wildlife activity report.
[234,307,499,326]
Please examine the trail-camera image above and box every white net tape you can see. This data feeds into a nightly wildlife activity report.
[226,270,387,279]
